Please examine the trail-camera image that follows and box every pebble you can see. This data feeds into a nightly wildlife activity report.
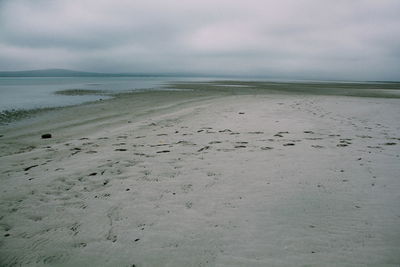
[41,133,52,139]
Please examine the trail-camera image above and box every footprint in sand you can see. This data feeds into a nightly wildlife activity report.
[156,150,170,153]
[105,206,122,243]
[274,131,289,138]
[261,146,273,150]
[198,146,210,152]
[383,142,397,146]
[311,145,324,148]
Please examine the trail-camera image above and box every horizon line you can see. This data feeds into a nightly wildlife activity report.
[0,68,399,83]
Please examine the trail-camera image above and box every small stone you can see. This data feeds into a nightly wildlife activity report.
[41,133,52,139]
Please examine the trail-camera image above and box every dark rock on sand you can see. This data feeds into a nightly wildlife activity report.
[41,133,52,139]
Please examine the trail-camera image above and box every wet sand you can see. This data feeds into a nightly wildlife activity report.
[1,82,400,266]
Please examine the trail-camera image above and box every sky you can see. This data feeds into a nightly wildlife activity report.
[0,0,399,80]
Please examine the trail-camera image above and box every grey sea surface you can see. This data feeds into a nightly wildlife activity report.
[2,76,398,114]
[0,76,210,112]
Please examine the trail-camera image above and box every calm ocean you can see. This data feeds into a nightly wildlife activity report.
[0,76,206,112]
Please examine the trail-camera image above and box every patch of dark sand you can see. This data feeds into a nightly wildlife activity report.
[54,89,107,96]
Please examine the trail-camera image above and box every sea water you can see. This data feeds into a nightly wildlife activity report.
[0,76,200,112]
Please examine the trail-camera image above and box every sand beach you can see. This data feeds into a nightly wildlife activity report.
[0,81,400,266]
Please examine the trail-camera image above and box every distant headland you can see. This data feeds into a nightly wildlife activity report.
[0,69,190,78]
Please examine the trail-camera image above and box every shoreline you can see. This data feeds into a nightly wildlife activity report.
[1,81,400,266]
[1,80,400,125]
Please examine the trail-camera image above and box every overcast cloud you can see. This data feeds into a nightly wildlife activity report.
[0,0,399,80]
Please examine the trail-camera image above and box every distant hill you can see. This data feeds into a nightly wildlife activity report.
[0,69,181,77]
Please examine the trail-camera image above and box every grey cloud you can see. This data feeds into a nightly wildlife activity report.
[0,0,399,80]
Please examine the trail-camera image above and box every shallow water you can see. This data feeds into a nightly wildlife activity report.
[0,76,207,112]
